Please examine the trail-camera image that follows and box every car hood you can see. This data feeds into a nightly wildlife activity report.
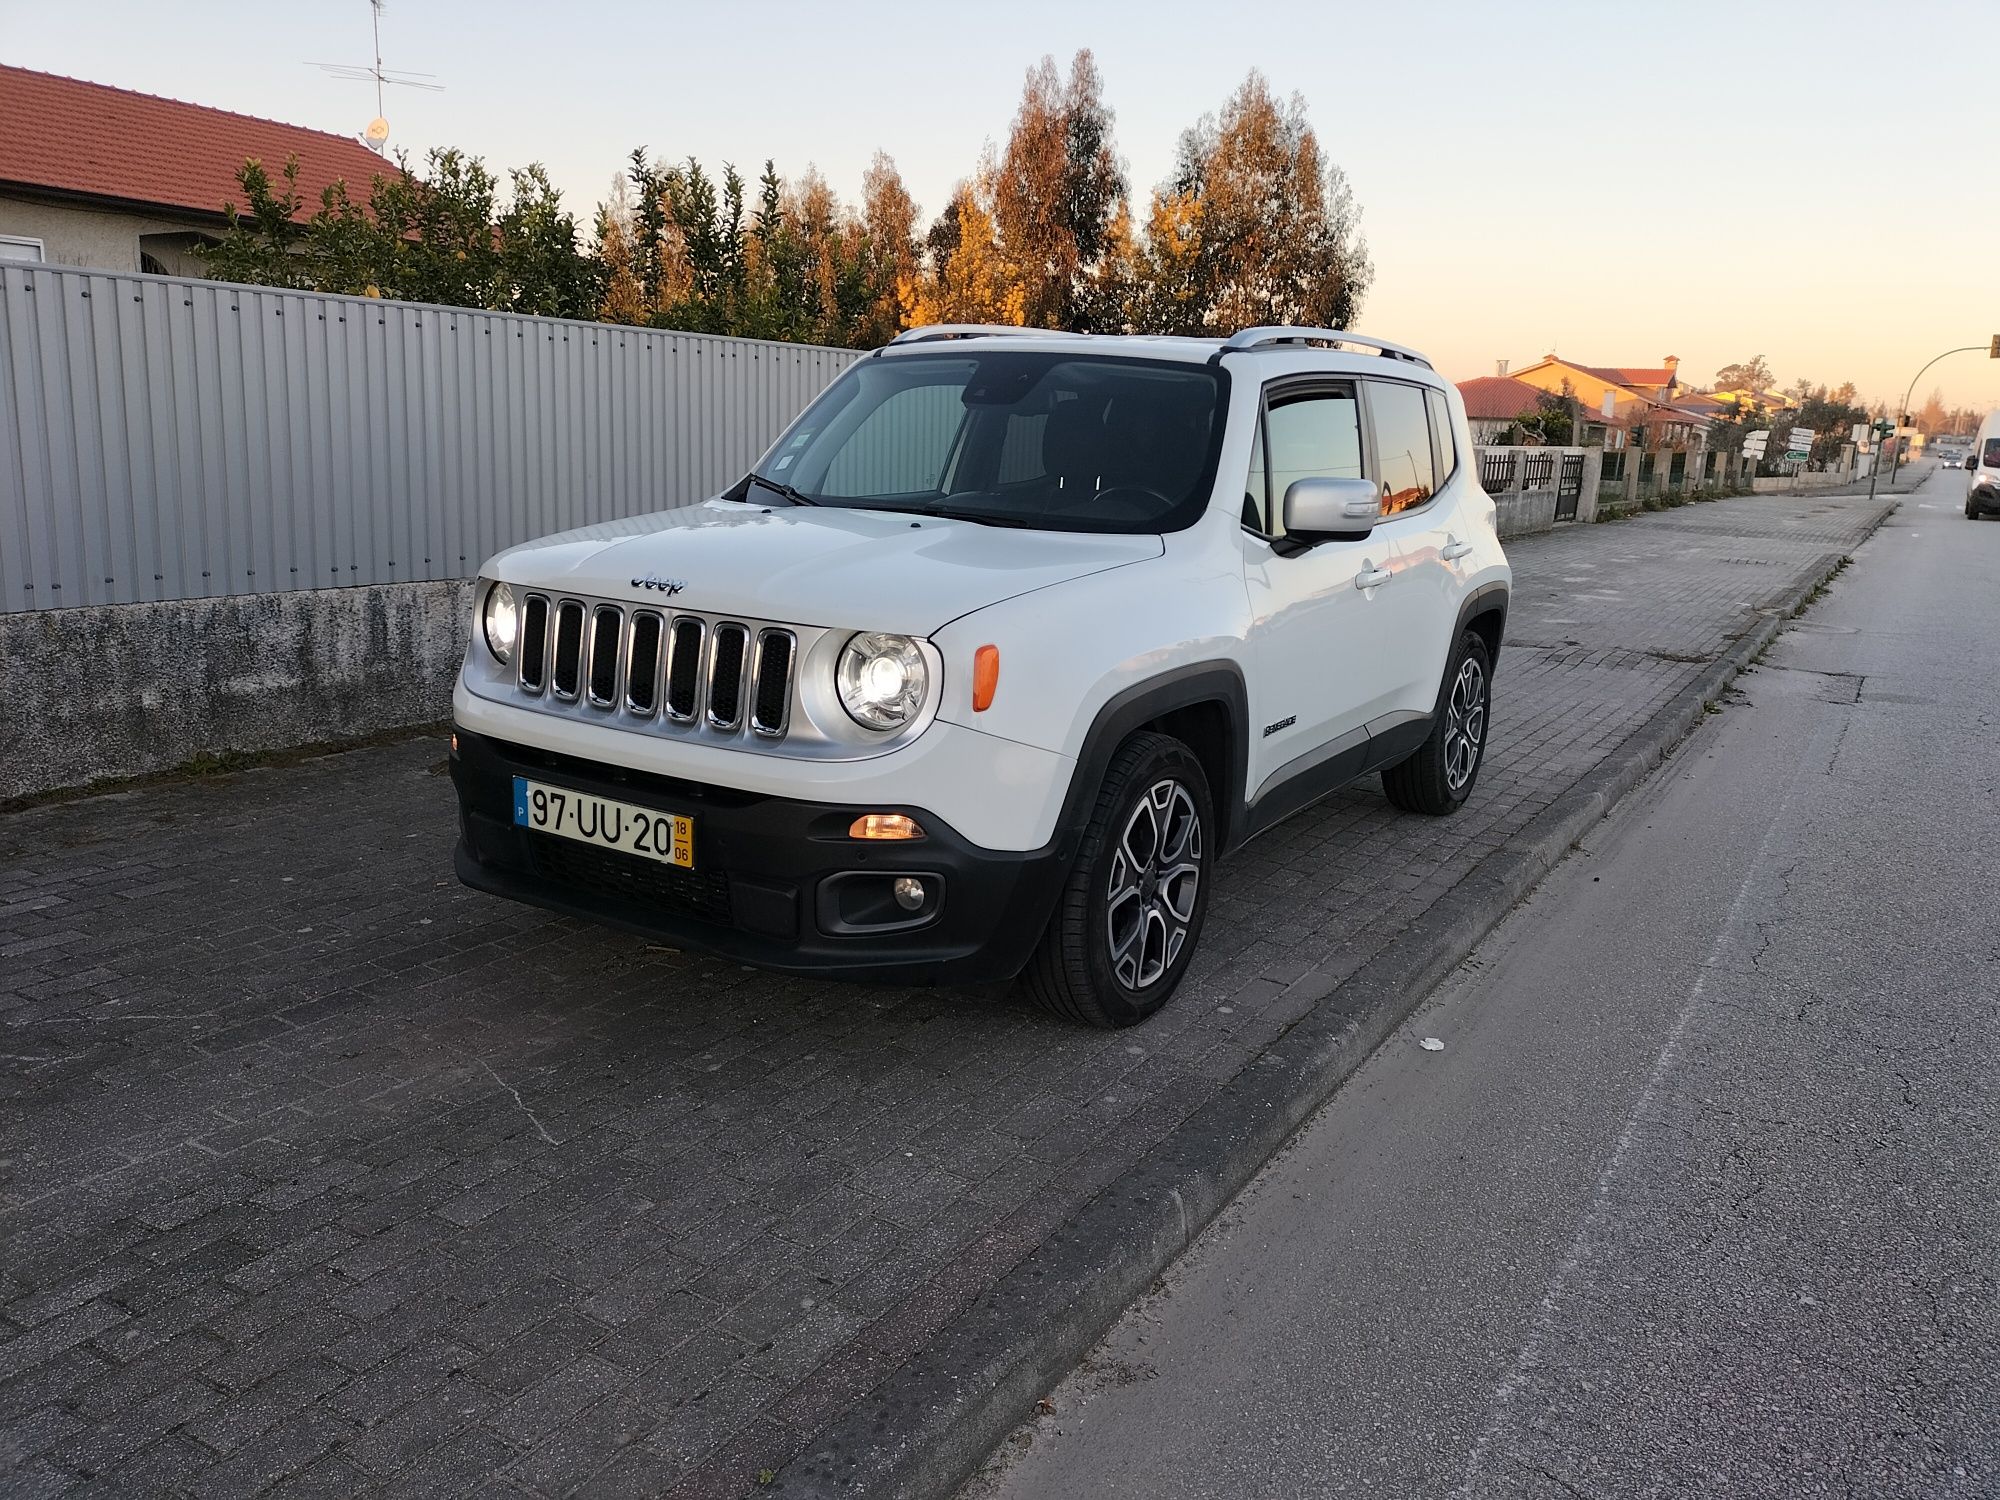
[481,499,1164,636]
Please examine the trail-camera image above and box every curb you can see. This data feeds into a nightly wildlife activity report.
[772,504,1898,1500]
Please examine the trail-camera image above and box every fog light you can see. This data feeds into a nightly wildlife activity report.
[892,876,927,912]
[850,813,924,841]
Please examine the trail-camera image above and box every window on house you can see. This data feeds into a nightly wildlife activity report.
[0,235,45,264]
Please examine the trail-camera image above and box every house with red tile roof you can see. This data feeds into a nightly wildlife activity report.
[1499,353,1735,452]
[0,64,390,276]
[1456,374,1551,444]
[1505,353,1684,413]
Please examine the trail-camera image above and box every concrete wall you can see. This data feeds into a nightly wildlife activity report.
[1477,445,1600,534]
[1,581,471,803]
[0,192,215,274]
[1493,487,1559,538]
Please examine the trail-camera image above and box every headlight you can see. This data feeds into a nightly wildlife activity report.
[837,632,928,730]
[482,581,519,664]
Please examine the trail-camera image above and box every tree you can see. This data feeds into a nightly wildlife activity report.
[1713,355,1774,393]
[1514,386,1575,445]
[371,149,503,307]
[1139,71,1371,333]
[1915,387,1948,435]
[904,181,1024,327]
[203,147,605,318]
[202,156,317,290]
[1057,51,1126,329]
[992,57,1073,328]
[856,152,919,346]
[595,177,649,324]
[497,165,599,319]
[990,50,1129,330]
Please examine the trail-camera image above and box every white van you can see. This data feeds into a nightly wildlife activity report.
[1968,410,2000,519]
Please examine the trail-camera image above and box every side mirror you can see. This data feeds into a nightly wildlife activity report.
[1282,476,1380,538]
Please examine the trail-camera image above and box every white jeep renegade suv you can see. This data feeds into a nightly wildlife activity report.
[450,325,1510,1027]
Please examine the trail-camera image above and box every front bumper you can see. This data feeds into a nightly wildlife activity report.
[449,727,1069,984]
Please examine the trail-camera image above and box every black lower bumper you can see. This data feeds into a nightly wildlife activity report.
[448,727,1069,984]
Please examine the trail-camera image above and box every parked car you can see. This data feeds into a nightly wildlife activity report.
[1968,411,2000,519]
[449,325,1511,1026]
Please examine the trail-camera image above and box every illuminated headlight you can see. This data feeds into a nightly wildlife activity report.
[837,632,929,730]
[482,581,519,664]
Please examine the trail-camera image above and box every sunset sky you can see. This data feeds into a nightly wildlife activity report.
[8,0,1995,410]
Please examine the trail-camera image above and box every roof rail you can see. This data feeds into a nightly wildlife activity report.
[1219,326,1434,369]
[886,324,1073,346]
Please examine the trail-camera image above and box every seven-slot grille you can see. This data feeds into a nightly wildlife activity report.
[516,593,796,740]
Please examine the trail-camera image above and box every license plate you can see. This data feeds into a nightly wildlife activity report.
[512,777,694,869]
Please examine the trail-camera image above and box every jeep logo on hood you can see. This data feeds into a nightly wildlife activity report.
[631,573,687,596]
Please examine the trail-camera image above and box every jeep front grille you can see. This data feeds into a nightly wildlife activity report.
[550,602,585,700]
[706,623,749,729]
[518,595,549,692]
[751,632,794,737]
[516,593,800,744]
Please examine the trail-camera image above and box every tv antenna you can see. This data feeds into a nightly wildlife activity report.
[311,0,442,155]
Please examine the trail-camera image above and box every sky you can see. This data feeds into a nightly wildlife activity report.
[7,0,1997,411]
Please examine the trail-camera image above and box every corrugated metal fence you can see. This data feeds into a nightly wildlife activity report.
[0,263,863,614]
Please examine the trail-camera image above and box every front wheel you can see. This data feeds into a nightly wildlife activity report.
[1383,630,1493,816]
[1023,732,1213,1028]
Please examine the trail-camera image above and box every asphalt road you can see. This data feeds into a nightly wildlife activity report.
[963,460,1998,1500]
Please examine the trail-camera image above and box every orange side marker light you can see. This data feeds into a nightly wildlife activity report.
[972,645,1000,712]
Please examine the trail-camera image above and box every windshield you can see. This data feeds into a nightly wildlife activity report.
[736,352,1228,533]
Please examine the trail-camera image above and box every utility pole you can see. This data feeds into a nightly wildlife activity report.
[1890,342,1994,483]
[1867,418,1894,504]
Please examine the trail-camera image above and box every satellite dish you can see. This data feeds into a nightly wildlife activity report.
[364,116,391,147]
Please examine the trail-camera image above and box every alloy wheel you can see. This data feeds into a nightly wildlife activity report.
[1444,657,1487,792]
[1105,778,1203,990]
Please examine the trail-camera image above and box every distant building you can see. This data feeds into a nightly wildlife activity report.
[1500,353,1727,451]
[1506,354,1681,416]
[1456,374,1551,444]
[0,64,388,276]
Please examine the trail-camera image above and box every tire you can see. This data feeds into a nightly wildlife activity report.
[1969,498,1981,520]
[1383,630,1493,816]
[1023,731,1214,1029]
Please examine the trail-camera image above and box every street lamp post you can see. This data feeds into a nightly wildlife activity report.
[1890,344,1990,482]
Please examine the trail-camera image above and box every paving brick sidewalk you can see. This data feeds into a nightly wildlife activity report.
[0,491,1893,1498]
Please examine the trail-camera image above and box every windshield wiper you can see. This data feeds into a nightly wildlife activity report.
[746,472,817,506]
[912,503,1036,529]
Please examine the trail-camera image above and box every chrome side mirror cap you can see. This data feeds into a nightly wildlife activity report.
[1282,476,1380,537]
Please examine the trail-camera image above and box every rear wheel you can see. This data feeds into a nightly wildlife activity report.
[1023,732,1213,1029]
[1383,630,1493,816]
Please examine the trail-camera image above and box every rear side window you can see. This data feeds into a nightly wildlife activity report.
[1370,381,1436,515]
[1426,387,1458,487]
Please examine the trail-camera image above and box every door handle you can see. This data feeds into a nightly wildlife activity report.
[1355,564,1393,590]
[1442,537,1473,562]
